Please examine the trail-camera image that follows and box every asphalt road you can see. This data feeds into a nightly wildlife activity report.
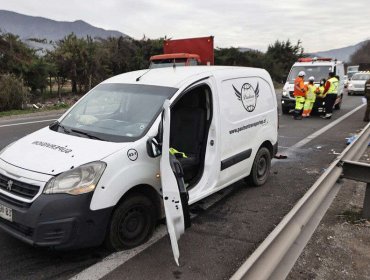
[0,92,367,280]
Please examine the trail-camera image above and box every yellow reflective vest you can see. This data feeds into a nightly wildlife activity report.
[306,84,317,101]
[327,77,339,95]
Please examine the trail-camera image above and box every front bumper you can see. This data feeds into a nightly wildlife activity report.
[348,89,365,95]
[0,192,113,249]
[281,96,326,113]
[281,97,295,110]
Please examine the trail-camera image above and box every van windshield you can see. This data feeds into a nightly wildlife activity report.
[351,73,370,81]
[288,66,333,83]
[57,83,178,142]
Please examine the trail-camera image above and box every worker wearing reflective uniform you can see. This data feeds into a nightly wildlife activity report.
[302,76,317,117]
[364,78,370,122]
[321,72,339,119]
[293,71,306,120]
[316,79,326,98]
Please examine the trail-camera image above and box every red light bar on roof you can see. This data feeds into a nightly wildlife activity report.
[298,57,334,62]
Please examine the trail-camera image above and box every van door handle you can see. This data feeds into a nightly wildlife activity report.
[210,140,214,146]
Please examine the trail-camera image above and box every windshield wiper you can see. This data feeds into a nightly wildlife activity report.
[51,121,71,134]
[70,129,104,141]
[59,124,71,134]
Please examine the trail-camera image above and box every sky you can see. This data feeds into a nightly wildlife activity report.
[0,0,369,52]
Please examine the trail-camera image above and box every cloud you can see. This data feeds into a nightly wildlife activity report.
[0,0,369,52]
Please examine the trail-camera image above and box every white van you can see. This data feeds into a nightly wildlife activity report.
[0,66,278,263]
[281,58,345,114]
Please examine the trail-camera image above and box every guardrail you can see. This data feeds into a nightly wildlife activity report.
[231,122,370,280]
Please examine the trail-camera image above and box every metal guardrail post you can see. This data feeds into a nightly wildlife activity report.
[363,184,370,219]
[341,160,370,219]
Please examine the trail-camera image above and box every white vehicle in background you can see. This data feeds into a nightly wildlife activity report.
[348,71,370,95]
[0,66,278,264]
[281,57,345,114]
[347,65,359,80]
[343,75,349,88]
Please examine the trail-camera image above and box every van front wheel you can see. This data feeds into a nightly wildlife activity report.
[105,195,156,250]
[246,147,271,186]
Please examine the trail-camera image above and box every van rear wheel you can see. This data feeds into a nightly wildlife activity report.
[105,195,156,250]
[246,147,271,186]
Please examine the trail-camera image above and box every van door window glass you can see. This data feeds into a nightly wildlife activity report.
[58,83,178,142]
[288,66,332,83]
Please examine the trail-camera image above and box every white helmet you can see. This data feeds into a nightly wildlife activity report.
[298,71,306,77]
[308,76,315,81]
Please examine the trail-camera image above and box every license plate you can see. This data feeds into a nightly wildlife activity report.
[0,204,12,222]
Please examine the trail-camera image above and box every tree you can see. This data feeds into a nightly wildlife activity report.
[215,47,265,68]
[24,58,49,97]
[265,40,305,82]
[52,34,87,94]
[350,40,370,64]
[0,74,27,111]
[0,32,35,77]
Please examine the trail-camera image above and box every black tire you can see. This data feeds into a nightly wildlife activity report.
[282,105,290,114]
[105,195,156,250]
[246,147,271,186]
[348,91,352,96]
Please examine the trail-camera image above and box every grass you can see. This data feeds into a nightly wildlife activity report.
[0,103,69,118]
[339,209,367,224]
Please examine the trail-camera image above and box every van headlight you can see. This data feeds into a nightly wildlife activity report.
[44,161,106,195]
[282,90,288,97]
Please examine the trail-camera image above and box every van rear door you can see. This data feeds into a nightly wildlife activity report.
[160,100,191,265]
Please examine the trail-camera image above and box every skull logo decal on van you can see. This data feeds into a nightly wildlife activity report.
[233,82,259,112]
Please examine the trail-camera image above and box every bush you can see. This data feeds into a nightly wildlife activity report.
[0,74,28,111]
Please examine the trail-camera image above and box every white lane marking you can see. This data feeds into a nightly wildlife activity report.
[292,103,366,149]
[0,119,56,128]
[70,226,168,280]
[70,188,233,280]
[70,103,366,280]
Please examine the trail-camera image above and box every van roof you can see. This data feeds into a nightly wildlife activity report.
[102,66,270,89]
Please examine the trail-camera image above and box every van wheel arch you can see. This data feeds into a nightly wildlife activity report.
[104,184,162,250]
[259,141,274,158]
[245,141,273,186]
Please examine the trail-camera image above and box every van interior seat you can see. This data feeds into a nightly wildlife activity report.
[170,90,206,181]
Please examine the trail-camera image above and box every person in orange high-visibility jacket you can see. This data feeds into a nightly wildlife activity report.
[302,76,317,117]
[293,71,306,120]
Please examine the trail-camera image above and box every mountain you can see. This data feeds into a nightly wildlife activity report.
[310,40,368,63]
[0,10,127,51]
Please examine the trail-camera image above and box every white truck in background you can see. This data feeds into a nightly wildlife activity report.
[281,57,345,114]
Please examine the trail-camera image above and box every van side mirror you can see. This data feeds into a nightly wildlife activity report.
[147,137,161,158]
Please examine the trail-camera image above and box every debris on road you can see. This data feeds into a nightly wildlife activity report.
[330,149,341,155]
[274,154,288,159]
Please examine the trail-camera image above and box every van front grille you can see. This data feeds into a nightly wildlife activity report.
[0,174,40,199]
